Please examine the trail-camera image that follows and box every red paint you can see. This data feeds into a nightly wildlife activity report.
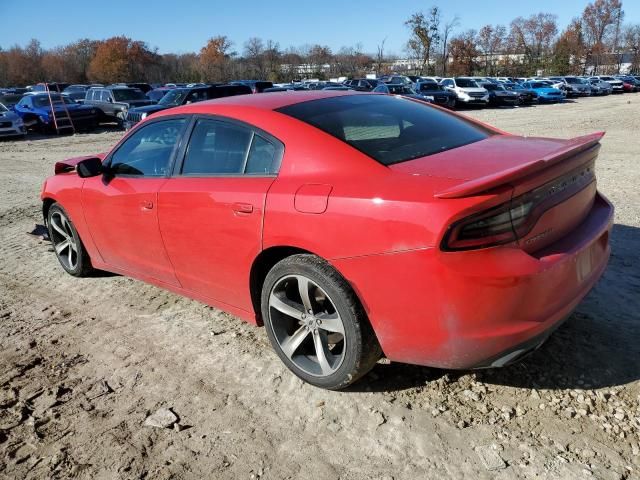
[41,91,614,369]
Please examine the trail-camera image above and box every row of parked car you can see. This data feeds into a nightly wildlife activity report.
[0,73,638,139]
[341,74,640,108]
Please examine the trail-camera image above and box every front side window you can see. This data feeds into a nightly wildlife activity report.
[109,119,186,176]
[101,91,111,102]
[277,95,491,165]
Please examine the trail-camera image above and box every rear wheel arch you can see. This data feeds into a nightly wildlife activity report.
[250,246,313,324]
[249,247,376,338]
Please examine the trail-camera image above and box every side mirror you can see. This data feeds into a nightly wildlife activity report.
[76,157,103,178]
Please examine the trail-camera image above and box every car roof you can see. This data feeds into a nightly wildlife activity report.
[169,90,365,113]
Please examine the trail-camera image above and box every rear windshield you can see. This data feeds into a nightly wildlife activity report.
[277,95,491,165]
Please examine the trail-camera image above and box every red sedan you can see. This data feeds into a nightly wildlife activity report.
[41,91,613,389]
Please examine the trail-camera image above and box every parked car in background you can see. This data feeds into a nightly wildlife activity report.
[84,86,152,127]
[614,75,640,92]
[31,82,71,93]
[0,102,26,138]
[594,76,624,93]
[125,84,252,129]
[586,78,612,95]
[521,81,565,103]
[481,82,520,106]
[547,77,590,96]
[63,85,88,103]
[502,82,538,104]
[231,80,274,93]
[13,93,98,132]
[379,75,414,86]
[440,77,489,107]
[372,83,433,103]
[344,79,379,91]
[41,90,613,390]
[564,77,592,96]
[414,80,456,108]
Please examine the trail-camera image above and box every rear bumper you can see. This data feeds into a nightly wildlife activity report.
[333,192,613,369]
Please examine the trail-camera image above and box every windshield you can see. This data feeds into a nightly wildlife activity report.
[388,85,415,94]
[159,89,189,106]
[565,77,581,84]
[0,103,7,112]
[277,95,491,166]
[483,84,498,91]
[455,78,479,88]
[33,95,76,107]
[112,89,146,101]
[418,82,441,91]
[530,82,549,89]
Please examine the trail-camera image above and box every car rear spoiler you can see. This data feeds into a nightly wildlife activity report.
[435,132,605,199]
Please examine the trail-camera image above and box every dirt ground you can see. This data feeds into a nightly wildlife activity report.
[0,94,639,480]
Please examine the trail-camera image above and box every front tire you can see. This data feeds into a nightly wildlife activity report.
[47,203,93,277]
[261,254,382,390]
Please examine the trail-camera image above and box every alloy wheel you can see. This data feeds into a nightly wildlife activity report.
[49,211,79,271]
[268,274,346,377]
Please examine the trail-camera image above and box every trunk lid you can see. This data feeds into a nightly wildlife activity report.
[390,132,604,252]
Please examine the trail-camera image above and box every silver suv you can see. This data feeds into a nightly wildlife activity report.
[440,77,489,106]
[84,86,152,127]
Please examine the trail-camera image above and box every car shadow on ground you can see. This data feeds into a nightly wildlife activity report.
[352,223,640,394]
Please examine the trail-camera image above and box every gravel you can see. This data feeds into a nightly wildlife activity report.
[0,94,638,479]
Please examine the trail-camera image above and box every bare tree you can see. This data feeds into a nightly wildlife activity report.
[581,0,624,73]
[376,38,386,75]
[405,7,441,75]
[440,16,459,77]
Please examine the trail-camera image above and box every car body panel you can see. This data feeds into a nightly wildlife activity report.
[40,91,613,369]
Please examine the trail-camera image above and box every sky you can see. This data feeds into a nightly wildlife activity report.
[0,0,638,56]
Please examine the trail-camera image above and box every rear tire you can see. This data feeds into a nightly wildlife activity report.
[47,203,93,277]
[261,254,382,390]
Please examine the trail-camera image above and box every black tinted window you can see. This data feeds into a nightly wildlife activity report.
[277,95,491,165]
[182,119,253,175]
[246,135,278,174]
[110,119,185,176]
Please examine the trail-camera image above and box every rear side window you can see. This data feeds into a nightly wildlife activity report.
[181,119,279,175]
[277,95,491,165]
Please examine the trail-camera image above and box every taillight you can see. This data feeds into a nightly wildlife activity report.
[441,199,530,251]
[441,160,595,252]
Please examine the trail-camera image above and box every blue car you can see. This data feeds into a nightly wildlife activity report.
[521,82,565,103]
[13,93,99,133]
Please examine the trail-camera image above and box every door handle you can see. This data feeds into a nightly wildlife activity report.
[232,202,253,214]
[140,200,154,210]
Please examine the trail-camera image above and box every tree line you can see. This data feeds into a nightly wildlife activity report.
[0,0,637,87]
